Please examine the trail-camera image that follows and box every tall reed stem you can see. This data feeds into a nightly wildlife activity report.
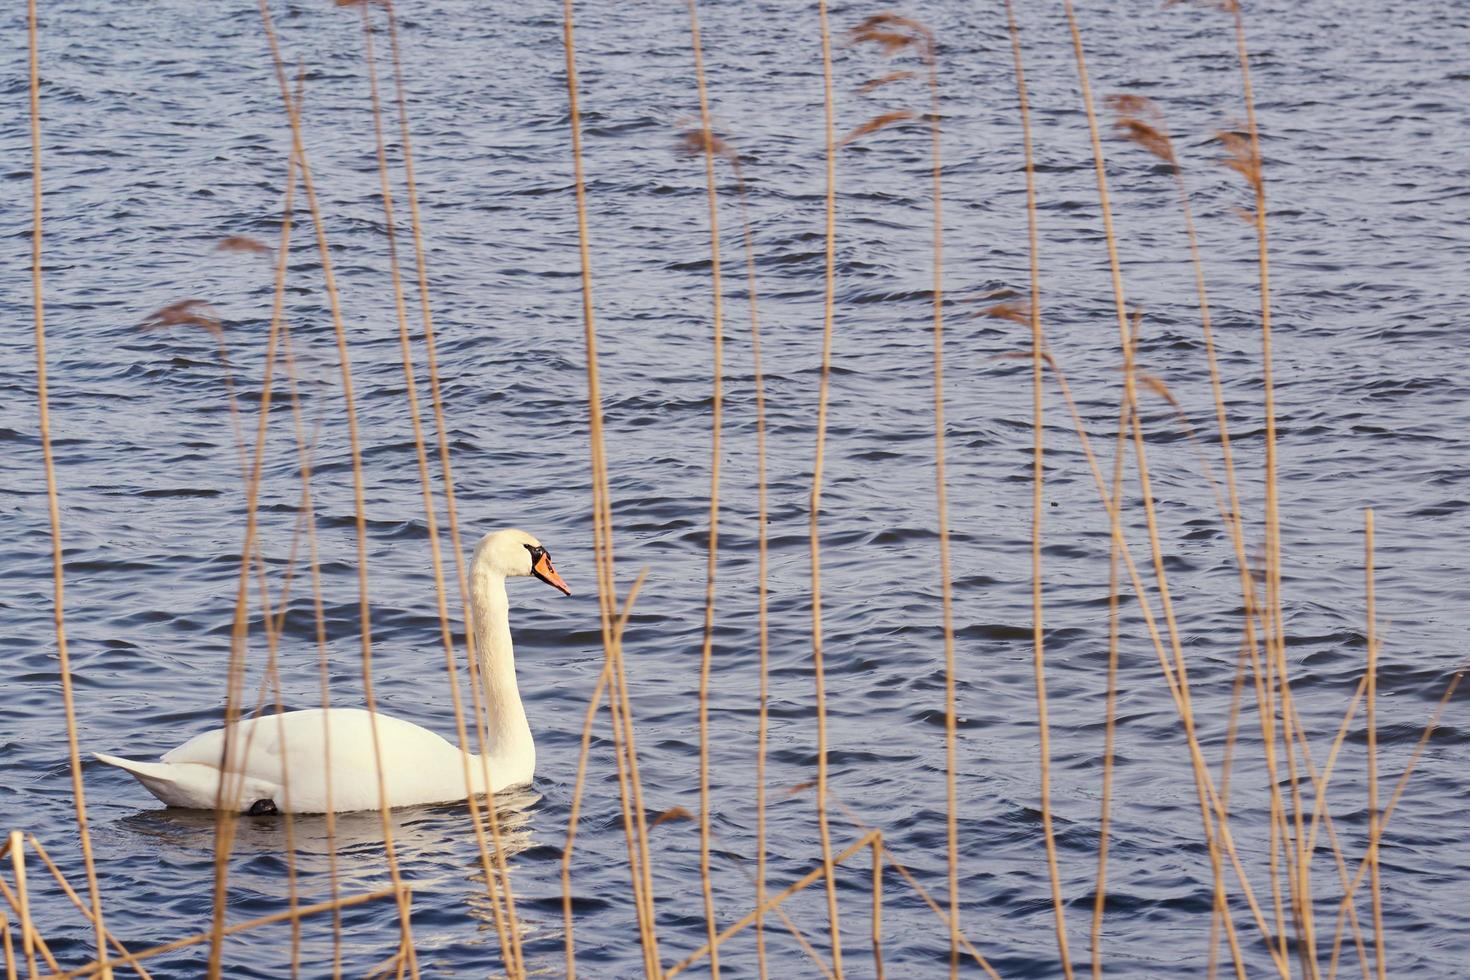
[810,1,846,973]
[27,2,111,974]
[358,6,521,974]
[251,6,417,977]
[1364,511,1385,979]
[559,2,662,972]
[684,2,727,972]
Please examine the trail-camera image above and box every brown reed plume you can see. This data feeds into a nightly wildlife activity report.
[839,109,917,145]
[215,235,272,256]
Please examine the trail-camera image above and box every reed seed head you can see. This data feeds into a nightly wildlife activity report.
[1106,94,1175,165]
[848,13,935,58]
[674,125,738,165]
[840,109,918,146]
[140,299,225,341]
[1216,129,1262,193]
[216,235,272,257]
[650,807,694,830]
[979,301,1032,326]
[855,70,917,96]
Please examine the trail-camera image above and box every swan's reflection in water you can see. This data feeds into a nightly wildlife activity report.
[114,788,542,973]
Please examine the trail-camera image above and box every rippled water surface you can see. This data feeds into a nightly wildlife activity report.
[3,0,1469,976]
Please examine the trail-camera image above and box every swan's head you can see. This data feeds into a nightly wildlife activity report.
[476,529,572,596]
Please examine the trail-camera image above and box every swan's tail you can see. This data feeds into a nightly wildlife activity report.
[93,752,168,780]
[93,752,226,809]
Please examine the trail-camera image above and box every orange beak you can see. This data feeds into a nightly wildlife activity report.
[532,552,572,596]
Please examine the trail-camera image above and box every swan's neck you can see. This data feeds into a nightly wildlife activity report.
[470,568,533,779]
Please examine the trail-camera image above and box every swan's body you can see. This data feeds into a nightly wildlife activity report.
[95,529,570,814]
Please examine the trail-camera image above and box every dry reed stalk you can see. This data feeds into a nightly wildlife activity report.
[870,834,883,979]
[23,839,150,980]
[560,663,608,980]
[1060,7,1258,973]
[26,5,110,972]
[379,0,489,844]
[238,103,309,966]
[53,886,409,980]
[1364,511,1385,980]
[662,797,844,978]
[1218,4,1316,966]
[1304,678,1367,853]
[996,7,1071,974]
[701,808,851,979]
[873,845,1001,979]
[1090,328,1138,977]
[362,950,405,980]
[4,835,46,978]
[683,107,776,980]
[664,830,882,978]
[188,69,315,977]
[1124,352,1252,973]
[560,569,647,977]
[823,796,1001,977]
[918,24,966,980]
[656,808,841,980]
[0,882,60,977]
[355,8,523,974]
[559,3,662,972]
[2,905,16,980]
[682,5,728,971]
[377,4,535,970]
[1040,348,1284,975]
[252,7,418,978]
[810,1,845,972]
[1324,654,1468,977]
[600,647,658,975]
[1273,696,1372,979]
[1133,374,1373,978]
[276,319,345,977]
[736,144,775,980]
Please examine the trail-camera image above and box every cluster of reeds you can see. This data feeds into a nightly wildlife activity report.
[12,0,1466,977]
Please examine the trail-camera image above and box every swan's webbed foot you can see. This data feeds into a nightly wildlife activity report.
[246,798,280,816]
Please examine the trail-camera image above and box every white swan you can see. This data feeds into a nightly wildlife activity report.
[94,528,570,814]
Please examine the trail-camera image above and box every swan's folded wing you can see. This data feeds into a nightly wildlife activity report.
[161,708,480,811]
[161,709,309,784]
